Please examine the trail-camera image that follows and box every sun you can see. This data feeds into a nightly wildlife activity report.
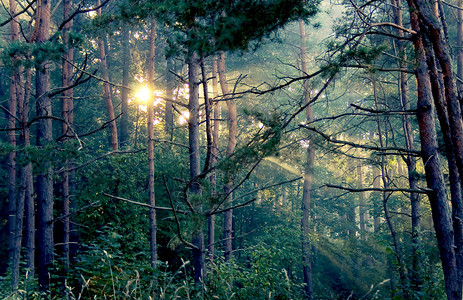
[136,86,151,103]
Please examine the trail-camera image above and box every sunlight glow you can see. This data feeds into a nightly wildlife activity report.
[179,111,190,125]
[136,86,151,103]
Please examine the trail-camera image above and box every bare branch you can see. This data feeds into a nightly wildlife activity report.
[300,124,421,156]
[0,0,36,27]
[58,149,145,173]
[103,193,188,214]
[48,201,100,224]
[324,184,431,194]
[58,0,111,31]
[163,176,199,250]
[208,177,302,215]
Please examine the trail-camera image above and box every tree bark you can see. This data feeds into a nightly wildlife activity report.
[97,0,118,151]
[189,52,205,282]
[218,51,236,262]
[407,3,460,297]
[299,20,315,300]
[35,0,54,291]
[147,19,157,270]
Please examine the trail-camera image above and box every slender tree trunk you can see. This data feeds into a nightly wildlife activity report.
[8,0,21,290]
[217,51,236,262]
[372,76,408,297]
[97,0,118,151]
[208,57,219,262]
[372,166,381,232]
[357,164,366,239]
[458,0,463,96]
[147,20,157,270]
[35,0,54,291]
[61,0,74,269]
[189,52,205,282]
[7,76,18,287]
[391,0,422,289]
[120,26,130,147]
[299,20,315,300]
[165,57,175,137]
[201,58,212,173]
[407,3,460,297]
[400,48,422,296]
[21,69,34,278]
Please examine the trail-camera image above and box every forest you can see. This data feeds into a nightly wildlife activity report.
[1,0,463,299]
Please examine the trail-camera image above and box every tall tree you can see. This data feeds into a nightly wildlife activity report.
[299,19,315,300]
[147,19,157,269]
[35,0,54,291]
[208,57,220,262]
[407,1,460,297]
[357,164,366,239]
[120,26,130,147]
[390,0,422,289]
[8,0,21,289]
[61,0,75,269]
[165,57,175,137]
[97,0,119,151]
[188,51,206,282]
[217,51,237,261]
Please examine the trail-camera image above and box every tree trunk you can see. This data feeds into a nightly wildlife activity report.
[147,20,157,270]
[372,76,408,297]
[218,51,236,262]
[120,26,130,147]
[21,69,34,279]
[201,58,212,173]
[8,0,21,290]
[61,0,74,270]
[97,0,118,151]
[372,165,381,232]
[458,0,463,96]
[391,0,422,289]
[299,20,315,300]
[35,0,54,291]
[165,57,175,137]
[407,3,460,297]
[424,34,463,291]
[208,57,219,263]
[189,52,205,282]
[413,1,463,250]
[357,164,366,239]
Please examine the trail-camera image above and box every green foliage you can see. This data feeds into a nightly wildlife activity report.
[206,245,304,299]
